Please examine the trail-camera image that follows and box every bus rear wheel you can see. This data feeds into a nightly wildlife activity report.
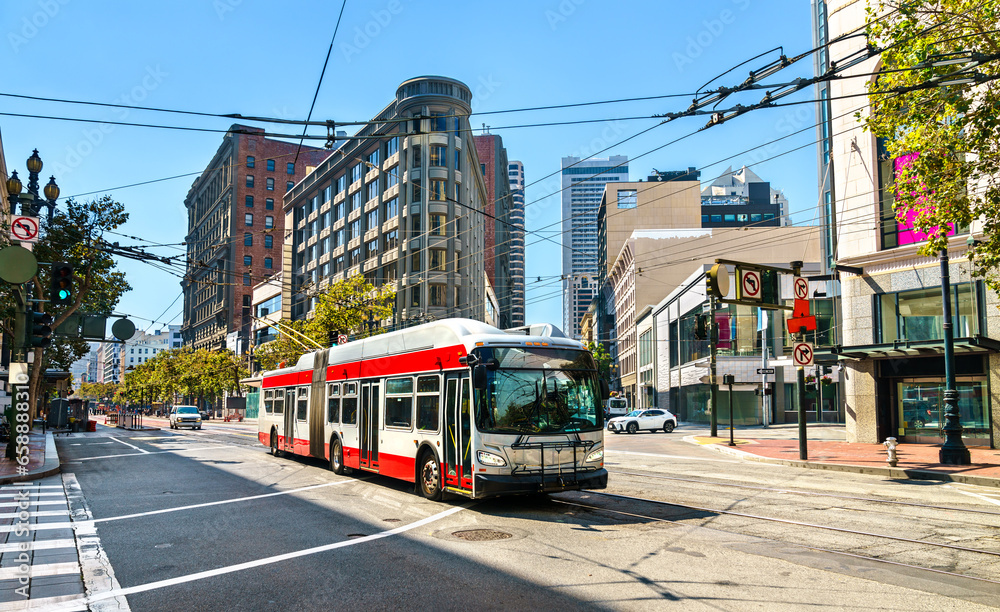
[418,452,442,501]
[270,430,280,457]
[330,438,345,475]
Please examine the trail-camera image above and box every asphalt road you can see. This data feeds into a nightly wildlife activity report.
[54,422,1000,610]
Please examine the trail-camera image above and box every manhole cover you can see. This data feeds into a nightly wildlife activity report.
[451,529,512,541]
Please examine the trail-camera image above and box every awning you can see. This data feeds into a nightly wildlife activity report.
[832,336,1000,360]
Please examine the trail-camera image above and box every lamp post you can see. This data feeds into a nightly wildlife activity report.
[6,149,60,221]
[938,247,971,465]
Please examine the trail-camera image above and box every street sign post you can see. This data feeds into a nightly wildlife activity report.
[9,216,40,243]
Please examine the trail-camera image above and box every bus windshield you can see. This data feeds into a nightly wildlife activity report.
[473,347,602,434]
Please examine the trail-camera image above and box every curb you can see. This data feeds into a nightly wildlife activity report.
[689,436,1000,489]
[0,432,61,486]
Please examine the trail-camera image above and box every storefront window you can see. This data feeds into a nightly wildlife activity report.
[879,283,978,343]
[897,380,989,438]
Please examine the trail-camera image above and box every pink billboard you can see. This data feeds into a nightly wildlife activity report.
[893,153,956,246]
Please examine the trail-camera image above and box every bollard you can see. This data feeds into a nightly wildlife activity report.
[883,437,898,467]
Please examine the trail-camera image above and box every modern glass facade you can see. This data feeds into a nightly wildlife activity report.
[561,156,628,339]
[508,161,525,327]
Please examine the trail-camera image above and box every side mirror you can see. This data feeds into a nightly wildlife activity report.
[599,379,610,400]
[473,364,488,390]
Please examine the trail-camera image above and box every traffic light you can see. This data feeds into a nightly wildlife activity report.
[27,311,53,348]
[50,262,74,305]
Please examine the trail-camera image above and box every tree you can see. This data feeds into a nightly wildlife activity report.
[253,275,395,371]
[0,196,131,418]
[865,1,1000,293]
[587,341,612,384]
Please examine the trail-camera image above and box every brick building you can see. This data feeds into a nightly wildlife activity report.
[473,132,513,329]
[182,125,330,352]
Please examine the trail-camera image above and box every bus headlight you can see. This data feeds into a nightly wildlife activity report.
[585,448,604,463]
[476,451,507,467]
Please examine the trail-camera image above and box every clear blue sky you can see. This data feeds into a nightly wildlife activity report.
[1,0,819,334]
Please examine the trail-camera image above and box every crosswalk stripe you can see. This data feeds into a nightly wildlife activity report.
[0,510,70,519]
[0,561,80,581]
[0,522,73,533]
[0,539,76,554]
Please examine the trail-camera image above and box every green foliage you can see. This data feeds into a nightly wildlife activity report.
[117,347,250,405]
[587,341,612,382]
[252,275,395,372]
[865,0,1000,293]
[77,381,119,401]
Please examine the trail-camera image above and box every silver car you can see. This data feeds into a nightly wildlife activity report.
[169,405,203,430]
[607,409,677,434]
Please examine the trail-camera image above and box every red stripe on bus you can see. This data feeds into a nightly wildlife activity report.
[325,345,467,381]
[262,371,312,388]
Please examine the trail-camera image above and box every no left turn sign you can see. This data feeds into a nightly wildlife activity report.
[10,216,40,243]
[740,269,762,300]
[793,276,809,300]
[793,342,815,367]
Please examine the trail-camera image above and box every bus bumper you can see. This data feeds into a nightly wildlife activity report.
[474,468,608,498]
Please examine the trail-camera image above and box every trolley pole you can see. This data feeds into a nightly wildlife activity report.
[723,374,735,446]
[797,364,807,460]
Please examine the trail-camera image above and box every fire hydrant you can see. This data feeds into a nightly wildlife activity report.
[883,437,898,467]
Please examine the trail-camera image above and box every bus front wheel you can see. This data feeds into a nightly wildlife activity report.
[418,452,442,501]
[270,430,280,457]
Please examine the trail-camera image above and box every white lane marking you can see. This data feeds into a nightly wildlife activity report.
[945,485,1000,507]
[0,485,63,490]
[93,479,363,523]
[109,436,149,454]
[0,561,80,581]
[62,504,469,610]
[0,492,66,498]
[0,500,67,508]
[0,521,73,533]
[0,509,70,519]
[0,539,76,554]
[77,446,225,461]
[64,472,131,612]
[609,450,740,463]
[0,593,86,612]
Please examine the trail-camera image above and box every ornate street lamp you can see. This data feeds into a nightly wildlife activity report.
[6,150,59,220]
[938,248,970,464]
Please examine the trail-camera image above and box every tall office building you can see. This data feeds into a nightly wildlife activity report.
[507,161,525,327]
[283,76,489,329]
[561,155,628,339]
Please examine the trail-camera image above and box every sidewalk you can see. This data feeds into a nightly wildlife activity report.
[687,423,1000,488]
[0,430,60,486]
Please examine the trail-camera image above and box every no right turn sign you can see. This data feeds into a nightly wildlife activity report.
[793,342,815,367]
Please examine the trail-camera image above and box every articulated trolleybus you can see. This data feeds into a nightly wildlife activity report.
[257,319,608,499]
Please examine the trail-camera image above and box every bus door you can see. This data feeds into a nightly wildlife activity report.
[283,389,296,453]
[359,382,380,471]
[443,374,473,494]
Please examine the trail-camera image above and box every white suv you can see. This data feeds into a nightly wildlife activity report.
[169,405,203,430]
[607,409,677,434]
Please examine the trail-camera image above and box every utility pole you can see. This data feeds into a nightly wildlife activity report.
[709,295,718,438]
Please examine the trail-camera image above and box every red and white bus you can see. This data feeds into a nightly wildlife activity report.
[255,318,608,499]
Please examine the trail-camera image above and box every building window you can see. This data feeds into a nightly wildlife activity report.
[429,213,447,236]
[386,167,398,188]
[366,239,378,260]
[366,180,379,202]
[244,255,252,266]
[430,284,446,306]
[267,159,275,171]
[429,179,447,201]
[287,162,295,175]
[246,156,255,168]
[350,191,362,212]
[265,198,274,210]
[266,177,274,191]
[264,257,273,269]
[366,209,379,230]
[411,287,421,308]
[265,216,274,229]
[243,273,251,286]
[412,144,421,168]
[367,149,380,169]
[701,215,709,224]
[454,150,461,170]
[383,229,398,250]
[383,197,398,219]
[410,213,421,237]
[286,181,294,192]
[878,283,979,343]
[337,174,347,193]
[385,136,398,158]
[429,249,446,272]
[348,219,360,241]
[349,247,361,266]
[430,145,447,167]
[480,163,486,176]
[246,175,254,188]
[245,233,253,246]
[246,195,253,207]
[351,164,363,183]
[264,235,273,248]
[245,214,253,226]
[617,189,637,209]
[411,249,421,272]
[411,180,422,204]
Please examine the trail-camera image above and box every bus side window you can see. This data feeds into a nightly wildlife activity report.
[342,383,358,425]
[297,387,309,421]
[273,389,284,414]
[416,375,440,431]
[385,377,413,429]
[327,383,340,424]
[264,389,273,414]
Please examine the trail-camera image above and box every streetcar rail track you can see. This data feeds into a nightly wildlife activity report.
[608,469,1000,516]
[550,493,1000,585]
